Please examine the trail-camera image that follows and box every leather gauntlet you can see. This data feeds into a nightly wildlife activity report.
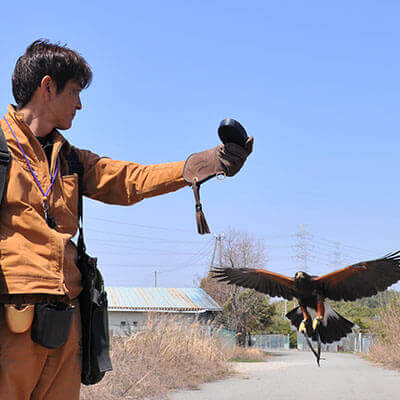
[183,137,253,234]
[183,139,253,184]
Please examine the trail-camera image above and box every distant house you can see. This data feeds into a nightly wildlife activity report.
[106,287,222,336]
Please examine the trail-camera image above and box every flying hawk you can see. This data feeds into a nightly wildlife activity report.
[212,251,400,346]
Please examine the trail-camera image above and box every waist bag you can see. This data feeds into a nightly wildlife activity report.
[0,127,112,385]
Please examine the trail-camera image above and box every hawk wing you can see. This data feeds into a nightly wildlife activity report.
[211,267,297,300]
[314,251,400,301]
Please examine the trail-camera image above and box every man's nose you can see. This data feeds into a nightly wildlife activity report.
[76,95,82,110]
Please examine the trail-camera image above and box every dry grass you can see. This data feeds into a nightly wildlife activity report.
[368,297,400,370]
[229,345,268,362]
[80,316,234,400]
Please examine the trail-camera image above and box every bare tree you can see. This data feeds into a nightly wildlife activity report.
[201,229,274,346]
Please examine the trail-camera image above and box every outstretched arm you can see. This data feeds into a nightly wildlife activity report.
[74,147,188,205]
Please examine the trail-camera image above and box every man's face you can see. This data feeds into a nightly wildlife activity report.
[48,80,82,130]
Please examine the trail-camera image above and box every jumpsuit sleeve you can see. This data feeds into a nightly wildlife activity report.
[73,147,188,205]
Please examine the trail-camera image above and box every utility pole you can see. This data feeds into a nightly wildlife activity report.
[154,270,157,288]
[209,233,225,270]
[218,233,224,267]
[209,236,218,270]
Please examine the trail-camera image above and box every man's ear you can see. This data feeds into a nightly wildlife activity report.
[40,75,56,99]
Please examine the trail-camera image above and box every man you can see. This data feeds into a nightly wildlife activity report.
[0,40,253,399]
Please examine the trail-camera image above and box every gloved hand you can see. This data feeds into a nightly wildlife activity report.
[183,137,254,235]
[183,137,254,185]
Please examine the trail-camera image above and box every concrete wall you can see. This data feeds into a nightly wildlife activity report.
[108,310,214,336]
[109,311,149,336]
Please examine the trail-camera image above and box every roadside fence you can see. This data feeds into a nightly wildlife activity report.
[250,334,290,350]
[297,332,375,353]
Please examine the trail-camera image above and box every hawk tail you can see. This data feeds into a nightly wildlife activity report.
[286,304,354,344]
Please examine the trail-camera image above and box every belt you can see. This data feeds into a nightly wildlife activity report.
[0,294,71,305]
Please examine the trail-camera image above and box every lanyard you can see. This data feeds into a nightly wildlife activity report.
[3,117,59,228]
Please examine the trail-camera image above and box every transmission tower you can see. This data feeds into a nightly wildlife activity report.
[333,242,342,268]
[294,224,313,273]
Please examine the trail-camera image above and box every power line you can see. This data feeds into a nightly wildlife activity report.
[97,239,214,272]
[86,216,194,233]
[311,238,368,256]
[87,215,378,256]
[94,248,209,256]
[86,227,204,244]
[84,215,391,287]
[157,242,213,274]
[99,262,209,269]
[255,234,296,240]
[311,234,375,254]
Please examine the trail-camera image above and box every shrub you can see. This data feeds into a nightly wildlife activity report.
[369,296,400,370]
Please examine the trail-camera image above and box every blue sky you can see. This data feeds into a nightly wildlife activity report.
[0,1,399,289]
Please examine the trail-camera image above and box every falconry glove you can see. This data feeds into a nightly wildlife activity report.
[183,137,253,234]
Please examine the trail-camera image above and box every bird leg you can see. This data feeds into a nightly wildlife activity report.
[312,298,325,331]
[299,305,309,334]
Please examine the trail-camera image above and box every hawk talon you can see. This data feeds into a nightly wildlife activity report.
[299,320,307,334]
[313,317,322,331]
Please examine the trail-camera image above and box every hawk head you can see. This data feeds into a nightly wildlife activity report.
[294,271,311,281]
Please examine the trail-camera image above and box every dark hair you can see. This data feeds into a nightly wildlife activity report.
[12,39,92,108]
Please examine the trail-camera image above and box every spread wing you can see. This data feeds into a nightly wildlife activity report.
[211,267,297,300]
[314,251,400,301]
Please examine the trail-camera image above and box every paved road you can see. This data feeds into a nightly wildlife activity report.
[169,350,400,400]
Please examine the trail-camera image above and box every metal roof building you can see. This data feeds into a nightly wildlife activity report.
[106,287,222,313]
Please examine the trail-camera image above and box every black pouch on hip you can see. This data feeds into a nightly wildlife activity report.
[31,303,75,349]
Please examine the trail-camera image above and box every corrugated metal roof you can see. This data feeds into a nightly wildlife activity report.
[106,287,222,312]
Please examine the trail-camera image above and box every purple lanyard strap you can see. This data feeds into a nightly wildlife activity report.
[3,117,59,202]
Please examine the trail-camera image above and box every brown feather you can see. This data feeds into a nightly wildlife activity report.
[211,267,296,300]
[314,251,400,301]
